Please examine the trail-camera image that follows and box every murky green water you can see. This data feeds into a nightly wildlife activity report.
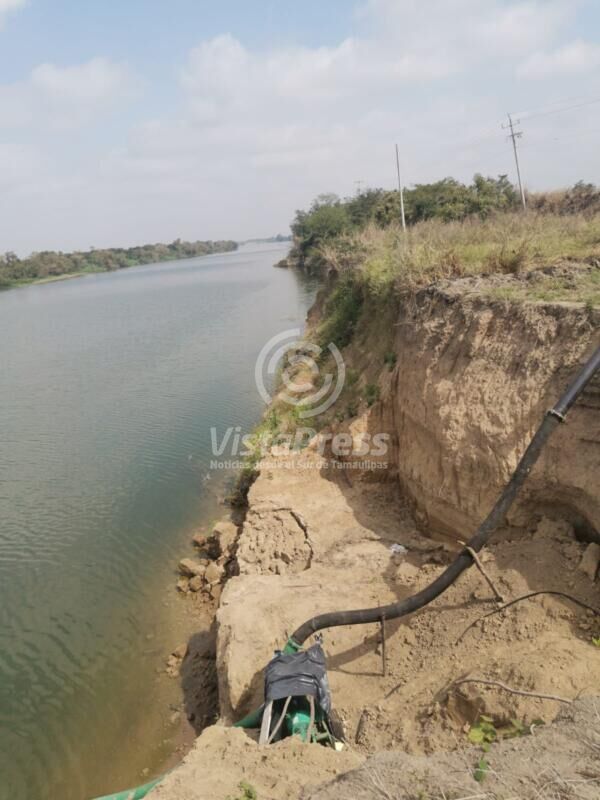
[0,244,316,800]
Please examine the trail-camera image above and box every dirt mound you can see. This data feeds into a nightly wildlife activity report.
[150,724,363,800]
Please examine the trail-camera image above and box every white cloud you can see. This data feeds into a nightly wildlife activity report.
[0,57,138,130]
[517,39,600,78]
[181,31,449,120]
[0,0,25,29]
[0,0,25,10]
[117,0,573,188]
[174,0,577,135]
[30,58,130,103]
[0,142,43,189]
[2,0,600,255]
[360,0,571,56]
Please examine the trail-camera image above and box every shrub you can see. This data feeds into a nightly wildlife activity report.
[319,276,363,349]
[384,351,397,370]
[365,383,380,406]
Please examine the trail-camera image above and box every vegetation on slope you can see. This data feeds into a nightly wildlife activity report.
[0,238,238,289]
[323,212,600,290]
[285,177,600,353]
[288,177,600,276]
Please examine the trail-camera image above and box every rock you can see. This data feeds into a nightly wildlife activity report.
[205,562,225,585]
[176,578,190,593]
[172,643,187,659]
[210,584,223,603]
[189,575,204,592]
[179,558,205,578]
[192,532,208,548]
[402,627,417,646]
[579,543,600,581]
[212,520,239,557]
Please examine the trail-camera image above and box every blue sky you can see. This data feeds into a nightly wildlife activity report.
[0,2,356,74]
[1,0,600,253]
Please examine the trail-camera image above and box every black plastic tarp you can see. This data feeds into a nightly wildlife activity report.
[264,643,331,714]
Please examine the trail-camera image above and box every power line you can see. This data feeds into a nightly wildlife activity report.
[513,91,596,117]
[502,114,526,211]
[518,125,600,149]
[517,96,600,122]
[387,89,600,194]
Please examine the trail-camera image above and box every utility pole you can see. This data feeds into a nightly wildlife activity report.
[395,143,406,231]
[354,180,364,196]
[503,114,526,211]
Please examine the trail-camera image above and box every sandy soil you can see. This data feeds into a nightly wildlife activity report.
[151,725,363,800]
[152,451,599,799]
[217,451,600,753]
[152,277,599,799]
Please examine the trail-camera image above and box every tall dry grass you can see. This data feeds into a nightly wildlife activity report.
[320,211,600,297]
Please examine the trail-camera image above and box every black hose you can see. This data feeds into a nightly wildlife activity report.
[290,343,600,647]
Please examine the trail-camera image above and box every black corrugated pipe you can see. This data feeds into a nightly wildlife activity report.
[289,343,600,649]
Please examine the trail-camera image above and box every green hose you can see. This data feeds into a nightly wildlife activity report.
[92,774,165,800]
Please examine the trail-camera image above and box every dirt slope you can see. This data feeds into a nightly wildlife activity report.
[152,280,599,800]
[353,282,600,541]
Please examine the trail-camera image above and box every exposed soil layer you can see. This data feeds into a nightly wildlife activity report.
[340,277,600,543]
[152,277,599,799]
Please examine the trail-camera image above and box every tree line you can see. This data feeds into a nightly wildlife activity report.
[289,176,600,270]
[0,238,238,288]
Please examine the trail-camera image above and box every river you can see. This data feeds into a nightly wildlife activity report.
[0,243,316,800]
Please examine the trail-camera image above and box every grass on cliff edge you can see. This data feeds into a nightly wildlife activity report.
[319,211,600,300]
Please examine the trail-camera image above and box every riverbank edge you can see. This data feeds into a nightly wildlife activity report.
[149,253,600,799]
[0,242,239,292]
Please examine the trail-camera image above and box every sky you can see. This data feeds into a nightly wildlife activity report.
[1,0,600,254]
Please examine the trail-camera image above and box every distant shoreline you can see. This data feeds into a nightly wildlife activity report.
[9,269,102,289]
[0,240,239,292]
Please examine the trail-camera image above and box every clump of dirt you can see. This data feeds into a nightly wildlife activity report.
[236,505,313,575]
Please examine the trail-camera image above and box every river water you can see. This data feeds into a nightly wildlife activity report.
[0,244,316,800]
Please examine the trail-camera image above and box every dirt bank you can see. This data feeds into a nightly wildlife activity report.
[337,273,600,542]
[152,273,599,799]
